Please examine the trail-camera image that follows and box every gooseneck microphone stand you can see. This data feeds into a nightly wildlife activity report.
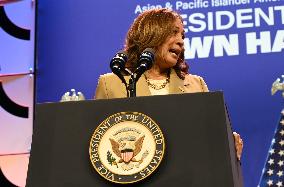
[118,68,137,97]
[128,73,138,97]
[110,48,155,98]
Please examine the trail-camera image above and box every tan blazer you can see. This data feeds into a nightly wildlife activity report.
[94,69,209,99]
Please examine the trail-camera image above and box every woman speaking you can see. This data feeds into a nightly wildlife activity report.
[94,8,243,160]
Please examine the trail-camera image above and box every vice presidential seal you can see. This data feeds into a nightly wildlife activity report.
[89,112,165,184]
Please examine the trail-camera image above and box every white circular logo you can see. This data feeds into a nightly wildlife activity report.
[89,112,165,184]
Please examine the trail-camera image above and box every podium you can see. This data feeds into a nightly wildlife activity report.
[26,92,243,187]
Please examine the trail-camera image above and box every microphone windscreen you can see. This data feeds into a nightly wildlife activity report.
[139,48,155,70]
[110,50,128,71]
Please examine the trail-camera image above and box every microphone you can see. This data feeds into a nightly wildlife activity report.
[110,51,128,85]
[135,48,155,81]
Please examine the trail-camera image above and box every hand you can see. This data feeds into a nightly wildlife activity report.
[233,132,243,161]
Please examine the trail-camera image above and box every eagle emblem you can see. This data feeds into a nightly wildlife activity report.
[89,112,165,184]
[107,127,149,171]
[271,76,284,97]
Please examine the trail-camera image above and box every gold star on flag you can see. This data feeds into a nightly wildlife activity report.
[280,130,284,136]
[279,140,284,146]
[281,120,284,125]
[279,150,284,156]
[277,170,283,177]
[278,160,284,166]
[281,109,284,115]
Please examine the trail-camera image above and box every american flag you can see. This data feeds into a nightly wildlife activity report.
[258,109,284,187]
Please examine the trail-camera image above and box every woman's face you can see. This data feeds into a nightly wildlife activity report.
[155,19,185,70]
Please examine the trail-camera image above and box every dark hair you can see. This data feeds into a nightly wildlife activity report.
[124,8,189,79]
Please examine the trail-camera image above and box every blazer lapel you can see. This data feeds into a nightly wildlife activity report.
[169,69,185,94]
[136,74,151,96]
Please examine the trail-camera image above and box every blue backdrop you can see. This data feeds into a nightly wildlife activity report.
[36,0,284,186]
